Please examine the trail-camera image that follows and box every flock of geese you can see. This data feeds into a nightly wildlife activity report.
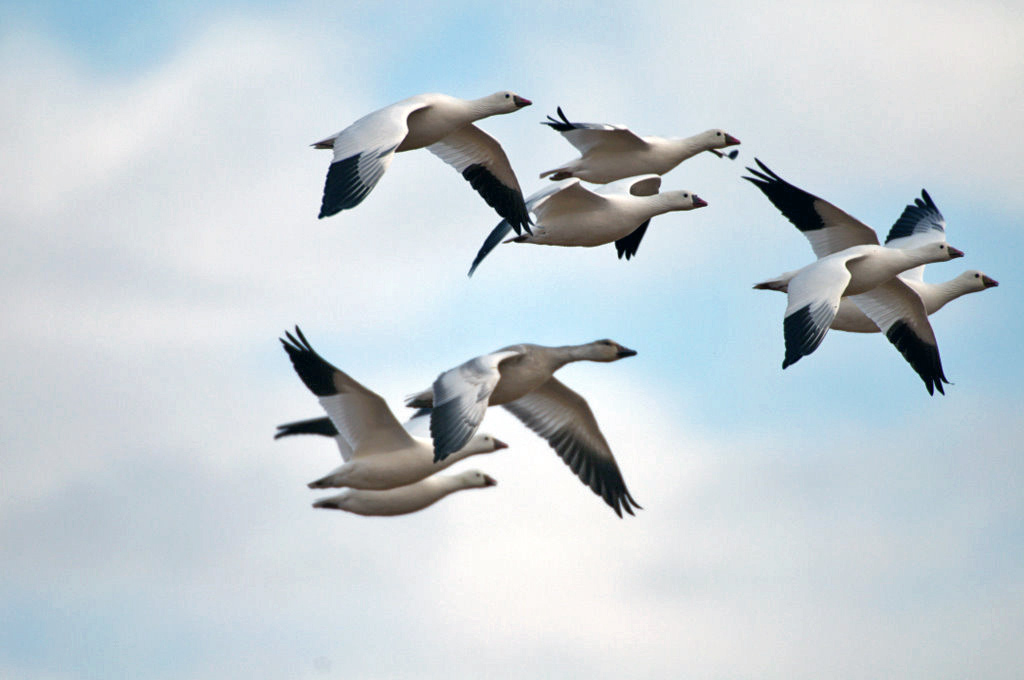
[277,90,997,517]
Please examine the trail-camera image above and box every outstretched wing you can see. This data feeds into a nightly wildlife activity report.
[780,256,856,368]
[503,378,641,518]
[745,158,879,258]
[884,190,948,281]
[280,327,415,460]
[428,124,531,235]
[316,99,428,219]
[849,279,950,395]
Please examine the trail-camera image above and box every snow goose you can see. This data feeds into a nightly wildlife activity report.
[280,327,508,490]
[539,107,740,183]
[765,191,999,332]
[312,469,497,517]
[314,91,533,234]
[745,160,965,394]
[404,340,641,517]
[468,175,706,275]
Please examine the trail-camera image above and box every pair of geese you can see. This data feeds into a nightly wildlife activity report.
[279,327,641,517]
[286,90,997,516]
[311,91,741,274]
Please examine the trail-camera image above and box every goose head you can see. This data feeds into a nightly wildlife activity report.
[486,91,532,113]
[912,242,964,264]
[460,470,499,488]
[664,190,708,211]
[698,129,741,150]
[581,339,638,362]
[959,270,999,291]
[462,433,511,455]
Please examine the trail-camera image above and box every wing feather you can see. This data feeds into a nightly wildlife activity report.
[503,378,641,517]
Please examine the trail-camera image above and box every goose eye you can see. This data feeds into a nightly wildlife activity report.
[505,93,510,98]
[716,131,722,136]
[683,193,689,198]
[975,273,980,278]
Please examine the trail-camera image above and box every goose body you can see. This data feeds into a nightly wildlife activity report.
[314,91,532,233]
[405,339,642,516]
[468,175,706,275]
[280,328,507,490]
[312,469,497,516]
[746,160,964,394]
[539,107,740,183]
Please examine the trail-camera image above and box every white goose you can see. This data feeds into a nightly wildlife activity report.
[312,469,497,517]
[746,160,965,394]
[468,175,706,275]
[405,340,641,517]
[539,107,740,183]
[313,91,533,234]
[280,327,508,490]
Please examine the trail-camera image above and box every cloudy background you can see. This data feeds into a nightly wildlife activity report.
[2,1,1022,678]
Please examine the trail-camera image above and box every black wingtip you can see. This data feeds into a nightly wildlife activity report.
[782,303,831,370]
[614,220,650,261]
[469,219,516,276]
[461,164,531,236]
[274,416,338,439]
[541,106,576,133]
[885,320,950,396]
[318,153,375,219]
[280,326,339,397]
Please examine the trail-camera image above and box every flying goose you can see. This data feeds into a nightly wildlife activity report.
[468,175,706,275]
[280,327,508,490]
[539,107,740,183]
[313,91,532,234]
[745,160,965,394]
[404,340,641,517]
[312,469,497,516]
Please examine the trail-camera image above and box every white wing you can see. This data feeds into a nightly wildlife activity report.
[429,350,521,460]
[274,412,429,462]
[427,124,530,233]
[780,256,858,368]
[316,97,430,218]
[280,328,416,461]
[745,159,879,258]
[848,279,950,394]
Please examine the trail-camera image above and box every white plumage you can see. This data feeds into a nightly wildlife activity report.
[539,107,740,183]
[406,340,642,516]
[746,160,965,394]
[279,328,507,490]
[312,469,497,517]
[314,91,532,234]
[469,175,706,275]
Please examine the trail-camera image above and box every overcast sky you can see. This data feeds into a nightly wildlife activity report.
[2,1,1023,678]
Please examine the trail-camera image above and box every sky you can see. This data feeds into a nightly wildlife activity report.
[2,0,1023,678]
